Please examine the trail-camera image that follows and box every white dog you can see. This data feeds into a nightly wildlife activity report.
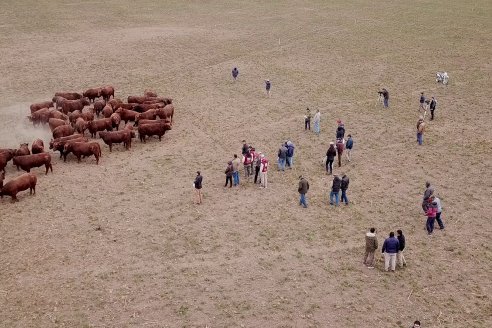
[436,72,449,85]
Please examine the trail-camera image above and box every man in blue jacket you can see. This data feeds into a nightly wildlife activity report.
[286,141,295,169]
[382,231,400,272]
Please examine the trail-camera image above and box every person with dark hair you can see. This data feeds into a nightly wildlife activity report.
[298,175,309,208]
[417,116,425,145]
[382,231,400,272]
[326,142,336,175]
[232,154,241,187]
[345,134,353,162]
[286,141,295,169]
[434,196,445,230]
[330,174,341,206]
[194,171,203,205]
[419,92,425,111]
[340,174,349,205]
[411,320,421,328]
[277,143,287,171]
[254,152,262,184]
[422,181,434,211]
[241,140,249,156]
[363,228,378,268]
[232,67,239,81]
[382,88,389,108]
[304,108,311,130]
[224,161,233,188]
[336,138,344,167]
[265,79,271,97]
[425,197,438,235]
[397,230,406,268]
[336,120,345,139]
[429,96,437,120]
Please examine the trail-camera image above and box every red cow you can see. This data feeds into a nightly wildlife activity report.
[101,105,113,118]
[100,86,115,101]
[50,135,86,159]
[15,143,31,157]
[144,90,157,97]
[64,142,101,164]
[48,109,69,121]
[156,104,175,122]
[54,92,82,100]
[52,96,66,110]
[110,113,121,130]
[114,108,139,124]
[69,110,82,125]
[94,100,106,117]
[81,108,95,121]
[87,118,112,138]
[49,134,83,150]
[134,103,164,113]
[138,122,172,142]
[83,88,102,102]
[99,128,134,152]
[29,108,51,126]
[0,150,16,173]
[13,153,53,175]
[61,98,90,114]
[135,108,157,123]
[108,98,123,110]
[30,101,54,114]
[74,117,89,135]
[0,172,37,202]
[52,125,74,139]
[31,139,44,154]
[49,118,68,132]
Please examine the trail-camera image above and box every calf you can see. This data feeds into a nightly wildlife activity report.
[52,125,74,139]
[15,143,31,157]
[64,142,101,164]
[88,118,112,138]
[13,153,53,175]
[30,101,53,114]
[31,139,44,154]
[138,122,172,142]
[0,172,37,202]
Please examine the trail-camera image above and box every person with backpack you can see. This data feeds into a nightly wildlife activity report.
[345,135,354,162]
[416,116,425,145]
[340,174,349,205]
[396,230,407,268]
[326,142,337,175]
[336,138,345,167]
[429,96,437,120]
[330,174,341,206]
[298,175,309,208]
[232,67,239,81]
[286,141,295,169]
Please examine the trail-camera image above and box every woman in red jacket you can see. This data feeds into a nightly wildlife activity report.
[425,198,438,235]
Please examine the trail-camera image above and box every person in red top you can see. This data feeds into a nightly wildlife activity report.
[260,154,269,188]
[425,197,438,235]
[336,138,345,167]
[243,150,253,181]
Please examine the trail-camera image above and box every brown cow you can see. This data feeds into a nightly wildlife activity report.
[93,100,106,117]
[69,110,82,125]
[80,110,94,122]
[54,92,82,100]
[48,109,69,121]
[101,105,113,118]
[0,150,15,173]
[115,103,138,111]
[108,98,123,110]
[114,108,139,124]
[0,172,37,202]
[13,153,53,175]
[134,103,164,113]
[83,88,102,102]
[138,122,172,142]
[52,125,74,139]
[74,117,89,135]
[128,96,171,104]
[52,96,66,110]
[49,134,83,150]
[61,98,90,114]
[143,98,172,105]
[110,112,121,130]
[50,135,86,159]
[64,142,101,164]
[31,139,44,154]
[49,118,68,132]
[156,104,175,122]
[135,108,157,123]
[99,128,134,152]
[15,143,31,157]
[100,86,115,102]
[30,101,54,114]
[29,107,51,126]
[144,90,157,97]
[87,118,112,138]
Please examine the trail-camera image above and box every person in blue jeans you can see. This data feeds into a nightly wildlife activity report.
[434,196,445,229]
[330,174,341,206]
[298,175,309,208]
[340,174,349,205]
[382,88,389,108]
[345,135,354,162]
[231,154,241,186]
[286,141,295,169]
[277,143,287,171]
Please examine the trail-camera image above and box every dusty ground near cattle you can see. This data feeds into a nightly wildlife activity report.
[1,1,491,327]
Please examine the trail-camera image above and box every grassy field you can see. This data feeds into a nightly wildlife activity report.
[0,1,491,327]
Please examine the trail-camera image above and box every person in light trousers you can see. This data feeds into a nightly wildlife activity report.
[397,229,407,268]
[382,231,400,272]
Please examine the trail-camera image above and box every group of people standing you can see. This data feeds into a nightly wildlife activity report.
[422,182,445,235]
[304,108,321,135]
[363,228,406,272]
[416,92,438,146]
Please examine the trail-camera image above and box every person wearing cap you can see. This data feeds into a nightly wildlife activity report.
[304,108,311,130]
[224,161,233,188]
[425,197,438,235]
[277,143,287,171]
[326,142,337,175]
[232,67,239,81]
[259,154,269,188]
[416,116,425,145]
[330,174,341,206]
[382,231,400,272]
[285,141,295,169]
[232,154,241,187]
[429,96,437,120]
[265,79,271,97]
[254,151,262,184]
[298,175,309,208]
[193,171,203,204]
[313,109,321,135]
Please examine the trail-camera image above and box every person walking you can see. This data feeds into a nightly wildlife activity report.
[363,228,378,268]
[243,150,253,181]
[340,173,349,205]
[193,171,203,204]
[425,197,438,235]
[326,142,336,174]
[286,141,295,169]
[396,229,407,268]
[277,143,287,171]
[232,67,239,81]
[254,151,262,184]
[429,96,437,120]
[330,174,341,206]
[336,120,345,139]
[313,109,321,135]
[419,92,426,111]
[259,154,269,188]
[382,231,400,272]
[298,175,309,208]
[232,154,241,186]
[422,181,434,212]
[304,108,311,130]
[224,161,233,188]
[382,88,389,108]
[434,196,445,230]
[265,79,271,97]
[345,134,353,162]
[416,116,425,145]
[336,138,344,167]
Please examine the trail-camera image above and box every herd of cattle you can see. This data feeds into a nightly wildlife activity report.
[0,87,174,201]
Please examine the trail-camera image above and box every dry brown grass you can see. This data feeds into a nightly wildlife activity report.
[0,1,491,327]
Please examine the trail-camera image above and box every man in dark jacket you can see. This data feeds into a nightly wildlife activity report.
[194,171,203,205]
[232,67,239,81]
[382,88,389,108]
[340,174,349,205]
[286,141,295,169]
[326,142,336,174]
[298,175,309,208]
[382,231,400,272]
[277,143,287,171]
[422,181,434,211]
[397,230,407,268]
[429,96,437,120]
[330,174,341,206]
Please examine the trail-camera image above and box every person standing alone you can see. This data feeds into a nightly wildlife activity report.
[298,175,309,208]
[265,79,271,97]
[363,228,378,268]
[396,229,407,268]
[382,231,400,272]
[416,116,425,145]
[194,171,203,204]
[382,88,389,108]
[305,108,311,130]
[232,67,239,81]
[429,96,437,120]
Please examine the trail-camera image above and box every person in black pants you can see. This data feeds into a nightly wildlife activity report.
[326,142,336,174]
[429,96,437,120]
[224,161,233,187]
[254,152,262,183]
[194,171,203,204]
